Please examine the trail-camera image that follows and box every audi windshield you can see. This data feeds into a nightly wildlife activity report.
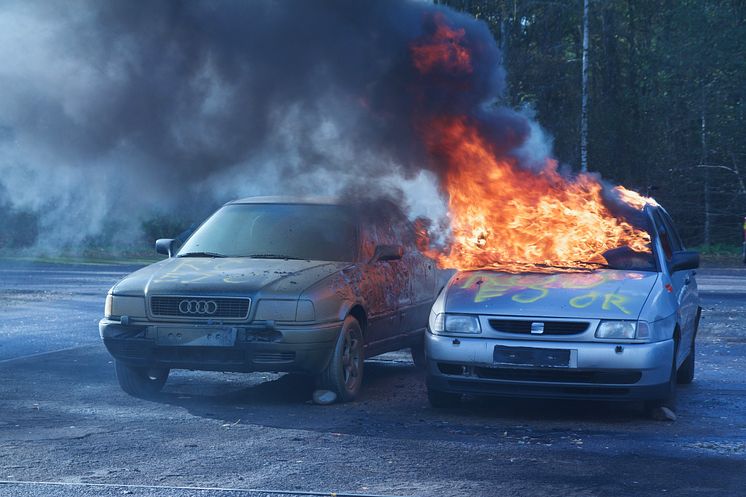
[177,203,357,262]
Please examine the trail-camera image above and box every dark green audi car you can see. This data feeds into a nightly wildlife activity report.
[100,197,439,402]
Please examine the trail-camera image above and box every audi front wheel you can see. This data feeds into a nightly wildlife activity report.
[115,361,169,398]
[316,316,364,402]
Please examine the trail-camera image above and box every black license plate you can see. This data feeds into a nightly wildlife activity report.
[493,345,570,368]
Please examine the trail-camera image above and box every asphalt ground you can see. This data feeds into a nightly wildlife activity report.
[0,260,745,497]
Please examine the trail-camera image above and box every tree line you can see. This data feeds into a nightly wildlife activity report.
[438,0,746,247]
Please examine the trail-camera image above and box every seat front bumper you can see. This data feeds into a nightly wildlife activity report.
[426,333,675,401]
[99,318,341,374]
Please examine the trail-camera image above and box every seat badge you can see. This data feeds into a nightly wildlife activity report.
[530,322,545,334]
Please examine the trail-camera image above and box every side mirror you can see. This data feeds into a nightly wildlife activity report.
[372,244,404,263]
[670,250,699,272]
[155,238,179,257]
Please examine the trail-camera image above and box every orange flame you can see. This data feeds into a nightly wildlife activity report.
[411,18,654,273]
[613,185,658,210]
[410,13,472,74]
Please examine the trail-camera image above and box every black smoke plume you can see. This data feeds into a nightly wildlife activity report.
[0,0,543,251]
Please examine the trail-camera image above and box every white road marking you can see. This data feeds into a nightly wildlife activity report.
[0,480,412,497]
[0,346,93,365]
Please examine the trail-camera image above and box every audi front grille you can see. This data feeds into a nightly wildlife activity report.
[150,296,251,320]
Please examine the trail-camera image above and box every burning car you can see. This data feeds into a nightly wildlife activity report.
[100,196,439,402]
[425,204,701,411]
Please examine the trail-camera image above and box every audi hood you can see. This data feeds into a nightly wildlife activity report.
[443,269,660,321]
[110,257,349,300]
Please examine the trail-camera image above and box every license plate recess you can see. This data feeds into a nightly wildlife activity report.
[493,345,571,368]
[156,327,238,347]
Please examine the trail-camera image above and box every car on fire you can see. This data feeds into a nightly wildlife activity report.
[100,196,439,402]
[425,204,701,412]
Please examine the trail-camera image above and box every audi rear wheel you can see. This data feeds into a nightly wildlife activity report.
[410,335,427,370]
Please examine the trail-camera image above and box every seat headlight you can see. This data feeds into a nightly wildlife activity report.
[430,313,481,335]
[595,320,639,340]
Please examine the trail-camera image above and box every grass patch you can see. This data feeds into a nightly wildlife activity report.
[0,246,161,266]
[694,243,745,267]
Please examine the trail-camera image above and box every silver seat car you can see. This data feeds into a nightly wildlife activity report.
[100,197,438,401]
[425,204,700,411]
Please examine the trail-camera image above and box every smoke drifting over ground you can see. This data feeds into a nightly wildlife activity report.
[1,0,542,252]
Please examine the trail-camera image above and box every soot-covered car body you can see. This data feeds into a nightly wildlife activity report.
[100,197,438,401]
[426,204,701,409]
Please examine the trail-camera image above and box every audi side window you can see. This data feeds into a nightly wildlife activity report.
[393,221,416,254]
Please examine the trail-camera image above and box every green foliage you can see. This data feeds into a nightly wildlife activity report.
[693,243,743,256]
[438,0,746,247]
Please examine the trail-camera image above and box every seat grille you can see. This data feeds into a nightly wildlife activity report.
[150,296,250,320]
[488,319,589,335]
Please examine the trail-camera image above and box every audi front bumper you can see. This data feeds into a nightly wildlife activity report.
[99,318,341,374]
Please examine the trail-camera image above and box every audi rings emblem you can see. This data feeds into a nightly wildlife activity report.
[178,299,218,315]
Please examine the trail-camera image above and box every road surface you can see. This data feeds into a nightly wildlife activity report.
[1,261,745,497]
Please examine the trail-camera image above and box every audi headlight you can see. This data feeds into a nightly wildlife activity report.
[254,299,316,322]
[430,313,481,335]
[105,293,113,318]
[595,320,638,340]
[105,295,146,318]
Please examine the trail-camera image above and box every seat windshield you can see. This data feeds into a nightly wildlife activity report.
[177,204,357,262]
[600,245,656,271]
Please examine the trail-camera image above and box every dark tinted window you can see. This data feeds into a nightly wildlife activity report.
[653,211,674,261]
[660,211,684,251]
[178,204,357,261]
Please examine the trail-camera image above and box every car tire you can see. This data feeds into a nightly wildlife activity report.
[115,361,169,398]
[316,316,364,403]
[645,340,678,413]
[427,387,462,408]
[677,339,695,384]
[410,335,427,369]
[677,310,700,385]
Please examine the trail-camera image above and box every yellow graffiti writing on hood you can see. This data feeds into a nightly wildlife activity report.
[154,261,254,284]
[460,272,633,314]
[568,291,632,314]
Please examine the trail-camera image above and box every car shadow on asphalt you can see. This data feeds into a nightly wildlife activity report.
[157,358,419,408]
[148,356,666,439]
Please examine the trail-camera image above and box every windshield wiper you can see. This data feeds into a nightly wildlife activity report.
[177,251,227,258]
[247,254,305,260]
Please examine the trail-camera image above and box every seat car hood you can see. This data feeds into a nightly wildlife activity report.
[112,258,349,298]
[445,269,659,320]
